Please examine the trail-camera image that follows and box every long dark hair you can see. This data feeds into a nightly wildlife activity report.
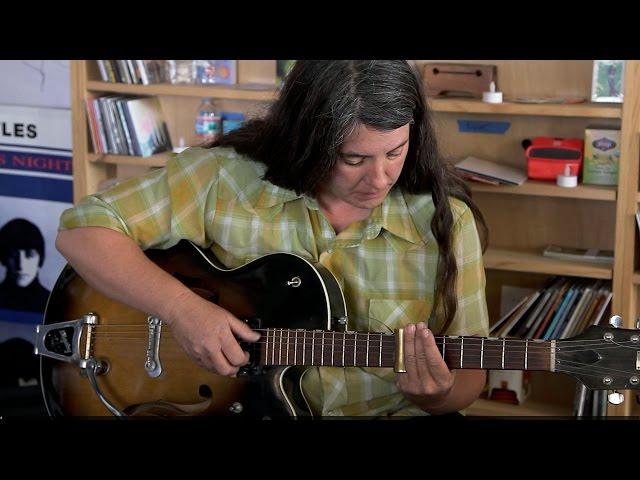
[209,60,488,332]
[0,218,45,267]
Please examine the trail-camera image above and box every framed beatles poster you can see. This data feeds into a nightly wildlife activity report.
[0,104,72,386]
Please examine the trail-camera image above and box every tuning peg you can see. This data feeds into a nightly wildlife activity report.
[609,315,623,328]
[636,318,640,329]
[608,391,625,405]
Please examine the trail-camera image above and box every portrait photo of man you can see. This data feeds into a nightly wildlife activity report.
[0,218,51,313]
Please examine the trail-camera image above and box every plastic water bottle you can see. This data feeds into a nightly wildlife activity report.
[194,98,221,143]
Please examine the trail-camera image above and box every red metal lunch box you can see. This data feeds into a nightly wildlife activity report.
[525,137,584,181]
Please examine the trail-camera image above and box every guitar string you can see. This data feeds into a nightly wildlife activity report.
[90,339,636,363]
[90,326,632,347]
[554,361,640,379]
[552,358,640,377]
[88,333,639,353]
[81,339,640,377]
[90,324,631,346]
[87,334,640,354]
[88,337,638,368]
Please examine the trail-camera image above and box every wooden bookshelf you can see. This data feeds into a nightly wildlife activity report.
[466,398,572,416]
[86,80,278,102]
[430,97,622,118]
[468,180,616,201]
[87,152,171,168]
[70,60,640,418]
[483,248,613,279]
[417,60,640,418]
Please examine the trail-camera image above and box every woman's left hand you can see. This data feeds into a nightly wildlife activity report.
[396,322,455,411]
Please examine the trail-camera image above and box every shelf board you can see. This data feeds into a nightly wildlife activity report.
[85,84,623,117]
[429,98,622,118]
[468,180,616,201]
[86,81,278,101]
[88,152,171,167]
[484,248,613,279]
[465,398,572,416]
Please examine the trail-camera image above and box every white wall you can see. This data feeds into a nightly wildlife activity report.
[0,60,70,109]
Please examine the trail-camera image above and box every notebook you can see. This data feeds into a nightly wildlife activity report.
[454,156,528,186]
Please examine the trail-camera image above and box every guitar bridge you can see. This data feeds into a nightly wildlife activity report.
[35,313,98,364]
[35,313,124,416]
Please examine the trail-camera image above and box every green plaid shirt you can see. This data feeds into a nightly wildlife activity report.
[60,146,489,417]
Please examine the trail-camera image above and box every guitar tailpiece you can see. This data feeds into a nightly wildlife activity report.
[82,358,126,417]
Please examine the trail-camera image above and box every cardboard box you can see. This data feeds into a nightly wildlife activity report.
[582,128,621,186]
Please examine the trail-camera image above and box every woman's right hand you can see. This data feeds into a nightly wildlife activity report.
[164,290,261,376]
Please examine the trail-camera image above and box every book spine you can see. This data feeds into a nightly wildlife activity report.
[97,97,115,153]
[592,291,613,326]
[136,60,149,85]
[104,61,117,83]
[122,99,141,156]
[115,99,135,156]
[93,98,107,154]
[542,286,574,340]
[96,61,109,82]
[85,97,100,153]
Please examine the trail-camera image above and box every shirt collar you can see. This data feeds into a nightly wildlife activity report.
[373,188,427,245]
[255,182,430,246]
[254,182,302,209]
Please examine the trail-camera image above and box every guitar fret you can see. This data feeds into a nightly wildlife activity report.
[378,334,382,367]
[271,329,275,366]
[311,331,315,366]
[342,332,346,366]
[331,332,335,366]
[264,329,269,366]
[460,337,464,368]
[480,338,484,369]
[302,331,306,365]
[286,330,290,365]
[279,329,283,365]
[442,336,446,361]
[524,339,528,370]
[294,330,297,365]
[502,338,505,369]
[321,331,324,366]
[353,333,357,366]
[366,332,370,367]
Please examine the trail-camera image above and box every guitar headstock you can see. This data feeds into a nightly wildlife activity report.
[556,316,640,391]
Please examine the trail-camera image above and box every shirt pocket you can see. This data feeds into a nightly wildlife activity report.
[368,298,430,333]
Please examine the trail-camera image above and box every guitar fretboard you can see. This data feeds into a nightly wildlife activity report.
[254,329,552,371]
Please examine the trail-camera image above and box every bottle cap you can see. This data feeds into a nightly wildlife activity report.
[557,164,578,188]
[482,81,503,104]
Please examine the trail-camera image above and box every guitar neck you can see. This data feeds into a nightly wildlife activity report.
[253,329,554,371]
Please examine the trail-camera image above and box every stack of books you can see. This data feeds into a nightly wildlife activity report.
[454,156,528,186]
[490,277,612,340]
[85,94,172,157]
[543,244,614,265]
[97,60,168,84]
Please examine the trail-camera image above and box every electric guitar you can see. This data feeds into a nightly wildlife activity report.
[35,240,640,417]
